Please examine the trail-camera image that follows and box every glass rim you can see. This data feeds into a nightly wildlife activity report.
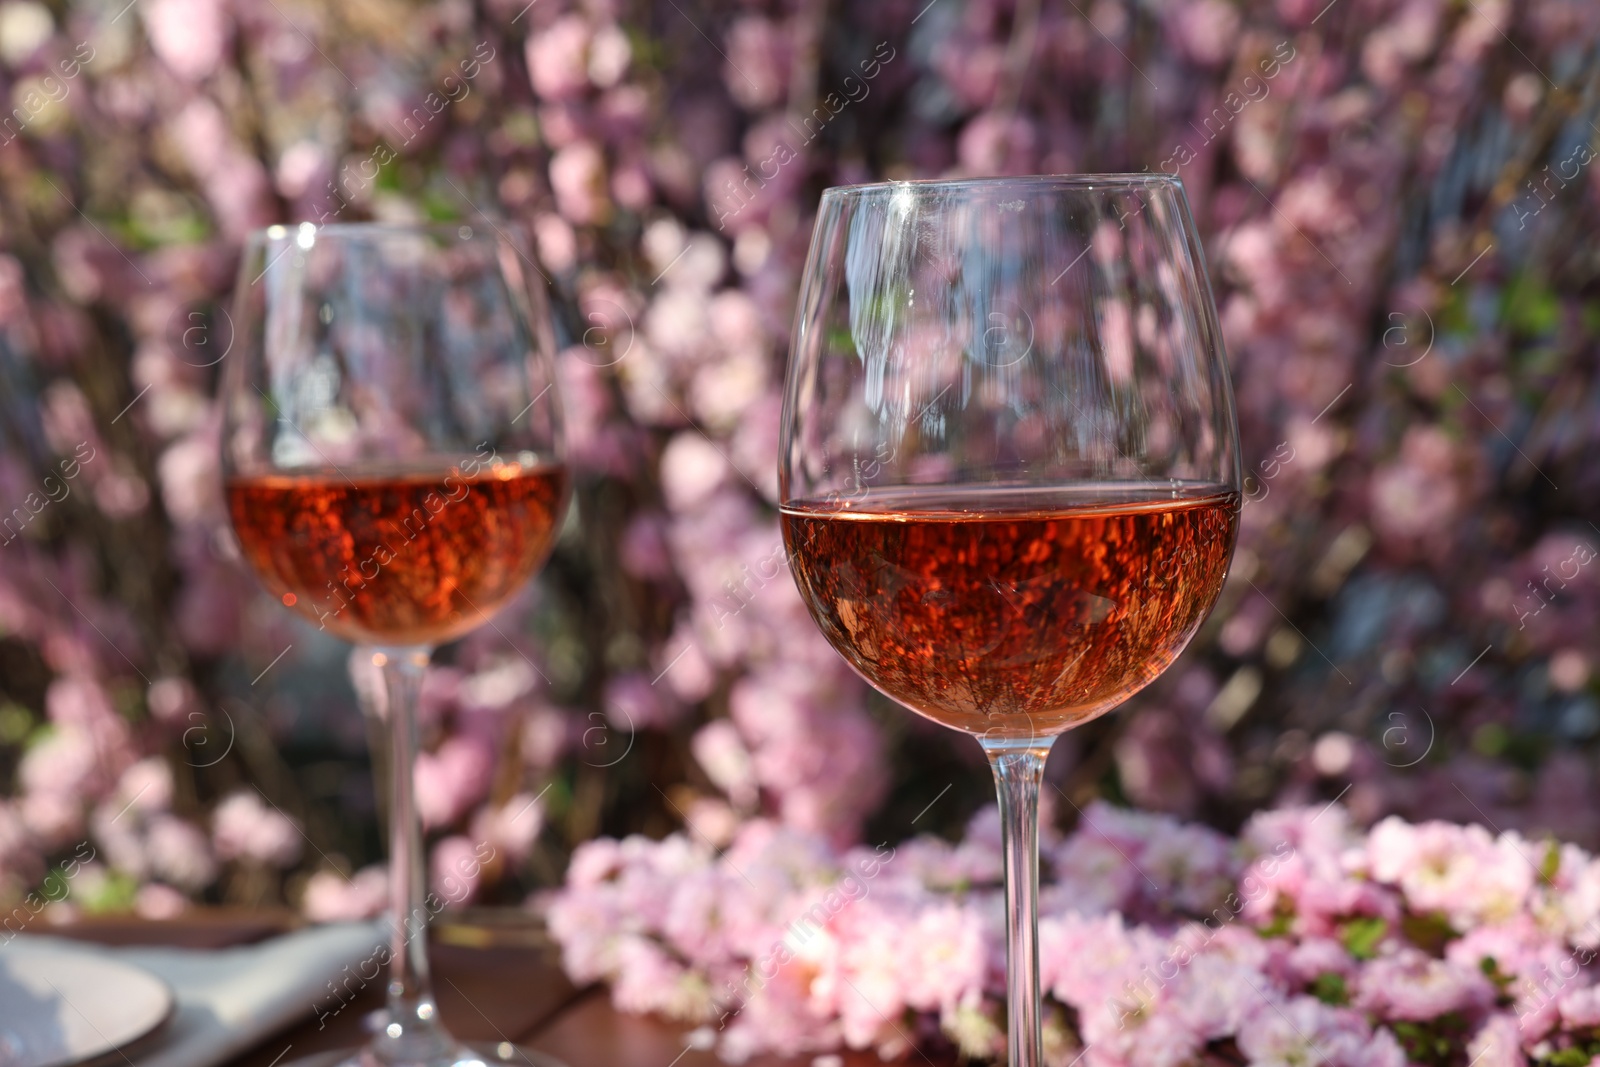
[241,219,524,247]
[819,172,1184,201]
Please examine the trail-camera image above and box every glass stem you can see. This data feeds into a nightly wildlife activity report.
[982,738,1054,1067]
[371,645,456,1064]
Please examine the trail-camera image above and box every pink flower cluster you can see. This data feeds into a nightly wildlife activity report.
[549,802,1600,1066]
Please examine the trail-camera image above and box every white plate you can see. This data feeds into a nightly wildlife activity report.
[0,939,174,1067]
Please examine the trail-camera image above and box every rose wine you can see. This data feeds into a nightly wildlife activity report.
[228,462,568,646]
[781,484,1238,739]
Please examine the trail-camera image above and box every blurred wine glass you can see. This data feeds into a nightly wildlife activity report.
[780,176,1241,1067]
[221,222,567,1067]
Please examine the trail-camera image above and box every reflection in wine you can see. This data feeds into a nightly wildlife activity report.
[227,462,568,646]
[782,484,1238,740]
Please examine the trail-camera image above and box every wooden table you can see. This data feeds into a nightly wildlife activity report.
[50,911,893,1067]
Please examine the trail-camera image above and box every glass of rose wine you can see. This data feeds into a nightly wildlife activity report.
[780,176,1241,1067]
[221,223,567,1067]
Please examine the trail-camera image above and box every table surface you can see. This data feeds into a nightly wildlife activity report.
[49,910,897,1067]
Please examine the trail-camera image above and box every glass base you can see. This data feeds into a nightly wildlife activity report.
[283,1040,568,1067]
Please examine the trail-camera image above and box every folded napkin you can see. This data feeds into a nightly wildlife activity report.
[15,922,386,1067]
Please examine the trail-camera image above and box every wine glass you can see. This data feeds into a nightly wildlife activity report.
[779,176,1241,1067]
[220,222,567,1067]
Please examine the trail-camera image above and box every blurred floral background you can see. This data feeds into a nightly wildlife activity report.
[0,0,1597,928]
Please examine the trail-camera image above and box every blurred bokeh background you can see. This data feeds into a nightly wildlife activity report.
[0,0,1597,920]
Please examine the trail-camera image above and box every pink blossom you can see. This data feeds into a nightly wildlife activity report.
[723,18,790,110]
[470,793,545,865]
[1467,1014,1529,1067]
[659,433,731,512]
[902,904,988,1013]
[1560,985,1600,1029]
[564,837,626,888]
[142,0,228,81]
[932,39,1004,109]
[171,559,242,656]
[1171,951,1271,1040]
[692,720,758,809]
[1051,834,1143,916]
[143,815,216,891]
[1369,426,1464,547]
[1042,911,1165,1016]
[956,113,1037,176]
[655,629,717,704]
[526,16,593,102]
[170,99,273,238]
[113,758,173,815]
[587,25,632,89]
[611,935,713,1020]
[1168,0,1241,65]
[459,660,537,713]
[274,141,328,200]
[158,430,221,525]
[1236,996,1400,1067]
[619,512,673,580]
[135,882,189,919]
[1354,947,1495,1021]
[546,800,1600,1064]
[604,670,678,730]
[22,725,114,806]
[211,791,302,868]
[682,798,740,850]
[1446,915,1563,980]
[92,463,151,518]
[1367,817,1533,927]
[19,791,81,847]
[430,835,487,905]
[413,735,494,829]
[302,865,389,922]
[520,706,571,770]
[145,677,200,727]
[534,213,578,275]
[549,140,611,226]
[1362,0,1444,88]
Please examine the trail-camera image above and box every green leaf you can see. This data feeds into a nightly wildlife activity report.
[1341,917,1388,960]
[1309,973,1347,1006]
[1581,302,1600,337]
[1542,1047,1590,1067]
[1400,911,1456,954]
[1542,840,1562,883]
[0,703,32,745]
[1501,272,1560,337]
[1258,910,1293,939]
[80,869,139,914]
[421,188,463,222]
[1472,722,1509,757]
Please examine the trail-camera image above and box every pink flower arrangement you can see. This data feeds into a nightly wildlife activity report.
[548,802,1600,1066]
[0,0,1596,964]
